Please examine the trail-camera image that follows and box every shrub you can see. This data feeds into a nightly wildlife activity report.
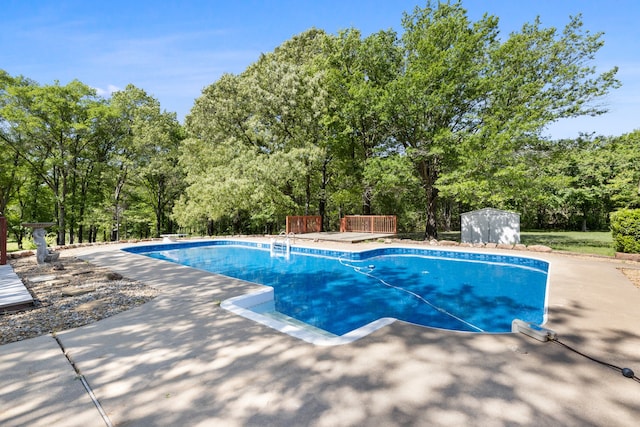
[610,209,640,253]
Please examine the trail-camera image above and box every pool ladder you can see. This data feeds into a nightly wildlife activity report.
[270,232,292,258]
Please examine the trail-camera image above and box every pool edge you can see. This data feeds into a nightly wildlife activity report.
[221,287,397,346]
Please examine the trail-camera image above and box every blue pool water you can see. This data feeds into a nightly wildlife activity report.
[125,241,549,336]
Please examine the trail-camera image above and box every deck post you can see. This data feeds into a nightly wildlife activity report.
[0,216,7,265]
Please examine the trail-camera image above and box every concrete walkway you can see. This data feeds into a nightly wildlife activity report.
[1,241,639,426]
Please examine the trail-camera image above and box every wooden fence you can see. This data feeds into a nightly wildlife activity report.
[1,217,7,265]
[340,215,397,234]
[286,216,322,234]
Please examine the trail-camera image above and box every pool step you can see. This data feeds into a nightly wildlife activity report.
[249,300,337,338]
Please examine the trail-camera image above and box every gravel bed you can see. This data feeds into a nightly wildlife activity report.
[621,268,640,288]
[1,255,159,345]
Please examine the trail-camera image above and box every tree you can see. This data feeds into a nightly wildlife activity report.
[556,137,617,230]
[0,77,107,244]
[177,73,265,232]
[322,29,403,215]
[607,130,640,209]
[362,154,423,231]
[104,84,184,239]
[388,1,619,239]
[134,110,185,236]
[178,30,330,233]
[0,70,22,215]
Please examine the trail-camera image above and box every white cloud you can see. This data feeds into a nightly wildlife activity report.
[93,84,121,97]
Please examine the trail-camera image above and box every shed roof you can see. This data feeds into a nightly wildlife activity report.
[461,208,520,217]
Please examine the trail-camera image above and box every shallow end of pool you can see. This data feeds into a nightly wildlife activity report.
[221,287,396,346]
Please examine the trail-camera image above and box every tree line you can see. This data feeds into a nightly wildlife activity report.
[0,76,184,247]
[1,2,638,245]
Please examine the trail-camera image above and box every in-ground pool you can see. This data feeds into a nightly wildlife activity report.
[124,240,549,345]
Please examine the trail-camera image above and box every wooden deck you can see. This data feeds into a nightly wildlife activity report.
[0,264,33,312]
[293,231,394,243]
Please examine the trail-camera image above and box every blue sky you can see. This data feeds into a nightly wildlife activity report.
[2,0,638,139]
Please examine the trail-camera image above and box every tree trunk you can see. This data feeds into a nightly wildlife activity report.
[111,203,120,241]
[155,192,162,237]
[415,158,439,240]
[424,185,439,240]
[57,203,66,245]
[78,222,84,244]
[304,157,312,216]
[362,186,372,215]
[0,152,20,215]
[319,158,329,232]
[442,199,452,232]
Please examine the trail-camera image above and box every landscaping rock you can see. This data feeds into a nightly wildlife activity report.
[2,254,158,345]
[615,252,640,262]
[527,245,553,253]
[61,286,96,296]
[72,270,93,276]
[29,275,56,283]
[46,279,70,286]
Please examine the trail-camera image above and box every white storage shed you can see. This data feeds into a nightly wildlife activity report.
[461,208,520,245]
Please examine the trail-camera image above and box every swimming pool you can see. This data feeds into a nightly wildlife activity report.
[124,240,550,345]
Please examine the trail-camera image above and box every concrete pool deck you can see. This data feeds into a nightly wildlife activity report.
[1,239,639,426]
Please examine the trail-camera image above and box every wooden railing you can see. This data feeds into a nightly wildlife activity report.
[1,217,7,265]
[340,215,397,234]
[286,215,322,234]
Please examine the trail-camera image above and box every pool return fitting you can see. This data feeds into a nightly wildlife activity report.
[512,319,639,383]
[512,319,557,342]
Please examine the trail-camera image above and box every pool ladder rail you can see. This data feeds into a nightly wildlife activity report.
[270,232,293,258]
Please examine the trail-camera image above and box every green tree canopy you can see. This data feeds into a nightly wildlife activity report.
[388,1,619,238]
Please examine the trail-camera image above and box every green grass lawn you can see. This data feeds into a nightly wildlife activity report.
[6,242,21,252]
[5,241,36,252]
[520,230,614,256]
[402,230,615,256]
